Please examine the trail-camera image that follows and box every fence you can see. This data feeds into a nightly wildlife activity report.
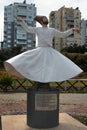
[0,78,87,92]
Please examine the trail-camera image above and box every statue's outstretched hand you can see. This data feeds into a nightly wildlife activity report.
[14,16,23,22]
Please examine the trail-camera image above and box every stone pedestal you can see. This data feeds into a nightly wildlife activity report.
[27,88,59,128]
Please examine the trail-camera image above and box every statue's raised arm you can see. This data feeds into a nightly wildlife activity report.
[15,16,37,34]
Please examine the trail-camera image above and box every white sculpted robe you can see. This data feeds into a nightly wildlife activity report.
[4,22,83,82]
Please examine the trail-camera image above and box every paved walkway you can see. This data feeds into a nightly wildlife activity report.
[2,113,87,130]
[0,93,87,115]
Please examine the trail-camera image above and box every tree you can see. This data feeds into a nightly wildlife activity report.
[61,44,86,54]
[0,45,22,68]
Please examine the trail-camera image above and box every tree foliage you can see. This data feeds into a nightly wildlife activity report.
[0,44,87,72]
[61,44,87,53]
[0,45,22,68]
[62,52,87,72]
[61,44,87,72]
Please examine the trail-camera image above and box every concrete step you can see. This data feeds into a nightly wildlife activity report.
[1,113,87,130]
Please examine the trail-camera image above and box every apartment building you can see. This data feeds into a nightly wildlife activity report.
[49,6,81,51]
[81,19,87,45]
[4,1,36,50]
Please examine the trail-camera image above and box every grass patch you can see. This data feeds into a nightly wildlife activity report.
[70,114,87,126]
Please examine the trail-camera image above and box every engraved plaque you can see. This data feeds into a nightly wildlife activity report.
[35,94,57,111]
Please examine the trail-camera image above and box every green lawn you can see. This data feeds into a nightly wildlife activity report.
[71,114,87,126]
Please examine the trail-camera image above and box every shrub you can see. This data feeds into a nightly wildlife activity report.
[0,74,13,92]
[62,52,87,72]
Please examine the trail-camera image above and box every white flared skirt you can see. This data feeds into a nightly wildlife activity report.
[4,47,83,82]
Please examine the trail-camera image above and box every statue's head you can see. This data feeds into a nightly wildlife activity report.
[34,15,48,25]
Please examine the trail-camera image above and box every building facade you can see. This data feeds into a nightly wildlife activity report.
[81,19,87,45]
[4,1,36,50]
[49,6,81,51]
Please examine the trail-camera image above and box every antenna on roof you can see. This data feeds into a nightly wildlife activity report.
[23,0,26,4]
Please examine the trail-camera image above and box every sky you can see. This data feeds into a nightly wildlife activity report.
[0,0,87,41]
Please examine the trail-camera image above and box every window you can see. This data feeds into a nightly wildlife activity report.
[7,40,11,43]
[28,39,31,43]
[29,16,32,19]
[28,44,32,47]
[7,35,11,38]
[29,6,32,10]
